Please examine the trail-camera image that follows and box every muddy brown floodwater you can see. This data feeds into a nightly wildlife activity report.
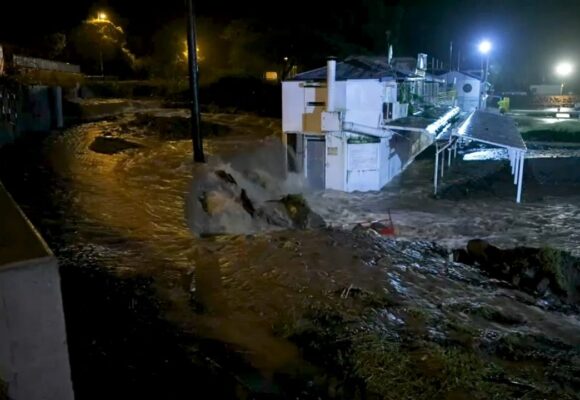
[1,109,579,400]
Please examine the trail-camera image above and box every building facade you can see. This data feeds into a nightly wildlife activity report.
[282,55,458,192]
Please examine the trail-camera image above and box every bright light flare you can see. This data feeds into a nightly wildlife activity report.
[478,40,492,55]
[555,62,573,77]
[182,40,202,61]
[97,12,108,21]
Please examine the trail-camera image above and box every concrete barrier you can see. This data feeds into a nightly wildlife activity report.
[0,182,74,400]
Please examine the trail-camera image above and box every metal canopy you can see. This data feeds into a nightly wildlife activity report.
[456,111,526,150]
[459,111,526,202]
[384,107,461,134]
[433,111,527,203]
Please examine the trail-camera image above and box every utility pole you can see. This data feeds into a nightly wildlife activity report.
[99,46,104,77]
[186,0,205,163]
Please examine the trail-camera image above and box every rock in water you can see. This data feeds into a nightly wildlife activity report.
[279,194,326,229]
[458,240,580,304]
[187,165,325,236]
[89,136,142,154]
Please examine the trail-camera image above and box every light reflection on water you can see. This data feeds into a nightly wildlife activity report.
[463,146,580,161]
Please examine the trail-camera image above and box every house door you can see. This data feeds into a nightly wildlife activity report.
[306,138,325,190]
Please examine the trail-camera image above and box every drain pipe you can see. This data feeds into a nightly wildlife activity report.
[327,57,336,112]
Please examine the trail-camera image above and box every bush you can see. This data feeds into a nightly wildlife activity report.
[352,338,504,400]
[0,378,7,400]
[539,247,580,301]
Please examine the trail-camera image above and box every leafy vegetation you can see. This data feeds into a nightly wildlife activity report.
[352,339,506,400]
[538,247,580,301]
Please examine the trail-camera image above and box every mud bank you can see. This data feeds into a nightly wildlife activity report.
[57,228,580,400]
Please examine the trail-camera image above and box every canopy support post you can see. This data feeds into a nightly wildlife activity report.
[434,145,439,195]
[516,151,525,203]
[441,148,445,177]
[513,151,520,184]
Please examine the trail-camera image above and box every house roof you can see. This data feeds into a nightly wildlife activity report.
[289,56,421,82]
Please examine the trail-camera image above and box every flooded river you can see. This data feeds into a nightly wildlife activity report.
[1,108,579,399]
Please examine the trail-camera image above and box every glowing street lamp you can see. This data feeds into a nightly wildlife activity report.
[555,62,573,95]
[478,40,492,109]
[97,12,108,22]
[478,40,492,55]
[182,40,202,61]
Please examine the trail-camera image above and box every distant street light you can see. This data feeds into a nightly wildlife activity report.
[97,12,108,22]
[555,62,573,95]
[478,40,492,109]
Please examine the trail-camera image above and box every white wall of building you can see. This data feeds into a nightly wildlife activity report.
[283,78,406,135]
[282,81,304,132]
[325,133,346,191]
[282,81,347,134]
[345,80,384,127]
[345,141,381,192]
[440,71,481,112]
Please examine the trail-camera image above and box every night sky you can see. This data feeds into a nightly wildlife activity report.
[2,0,580,88]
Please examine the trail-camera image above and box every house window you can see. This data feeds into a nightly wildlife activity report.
[462,83,473,93]
[383,102,393,121]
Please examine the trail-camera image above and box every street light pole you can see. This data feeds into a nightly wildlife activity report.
[96,12,109,77]
[555,62,573,111]
[99,45,104,77]
[478,40,492,110]
[186,0,205,163]
[483,53,489,108]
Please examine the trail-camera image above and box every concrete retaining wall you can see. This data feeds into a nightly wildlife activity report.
[0,83,64,148]
[0,182,73,400]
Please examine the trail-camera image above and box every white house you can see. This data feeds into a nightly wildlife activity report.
[282,55,459,192]
[436,70,483,112]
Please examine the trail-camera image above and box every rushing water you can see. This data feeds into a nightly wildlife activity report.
[1,108,580,398]
[308,142,580,256]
